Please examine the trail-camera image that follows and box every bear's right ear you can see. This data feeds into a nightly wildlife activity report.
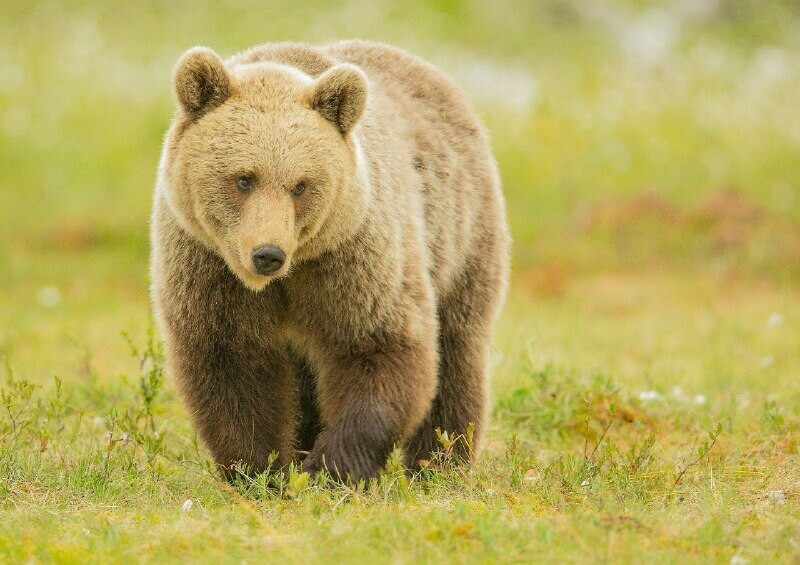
[310,64,368,135]
[172,47,233,119]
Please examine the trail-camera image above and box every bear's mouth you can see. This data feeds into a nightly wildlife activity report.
[237,266,281,292]
[229,248,293,292]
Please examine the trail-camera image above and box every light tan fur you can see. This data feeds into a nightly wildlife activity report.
[151,40,510,480]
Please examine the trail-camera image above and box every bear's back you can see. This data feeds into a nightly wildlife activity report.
[229,40,486,145]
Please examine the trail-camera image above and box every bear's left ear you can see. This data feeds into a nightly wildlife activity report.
[310,64,368,135]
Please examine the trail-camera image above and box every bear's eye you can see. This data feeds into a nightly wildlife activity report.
[236,176,255,192]
[292,181,306,197]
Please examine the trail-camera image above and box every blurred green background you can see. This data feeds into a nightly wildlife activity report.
[1,0,799,381]
[2,3,800,560]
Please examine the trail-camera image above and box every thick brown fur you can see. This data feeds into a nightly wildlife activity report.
[151,40,510,480]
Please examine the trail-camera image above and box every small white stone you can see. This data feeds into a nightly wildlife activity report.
[580,480,590,488]
[37,286,61,308]
[730,551,748,565]
[768,490,785,505]
[181,499,194,513]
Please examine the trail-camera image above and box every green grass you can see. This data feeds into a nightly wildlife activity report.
[2,0,800,562]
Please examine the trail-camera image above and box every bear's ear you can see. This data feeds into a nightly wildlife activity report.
[172,47,233,119]
[310,64,368,135]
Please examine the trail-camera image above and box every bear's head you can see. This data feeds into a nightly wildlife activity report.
[158,47,370,291]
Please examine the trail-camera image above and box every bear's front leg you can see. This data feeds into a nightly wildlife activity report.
[166,336,299,480]
[303,337,438,480]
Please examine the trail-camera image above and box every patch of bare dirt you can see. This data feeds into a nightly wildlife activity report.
[572,187,800,269]
[518,261,572,297]
[572,189,684,233]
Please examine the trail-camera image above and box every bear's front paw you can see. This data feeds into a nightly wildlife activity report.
[302,429,386,481]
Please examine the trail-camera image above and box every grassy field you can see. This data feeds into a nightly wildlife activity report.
[1,0,800,562]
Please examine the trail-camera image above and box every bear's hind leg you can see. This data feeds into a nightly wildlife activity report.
[405,262,505,467]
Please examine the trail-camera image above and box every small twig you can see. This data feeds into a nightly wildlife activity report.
[673,427,721,488]
[582,397,590,460]
[588,420,613,461]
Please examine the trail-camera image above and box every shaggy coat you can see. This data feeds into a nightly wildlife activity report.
[151,40,510,479]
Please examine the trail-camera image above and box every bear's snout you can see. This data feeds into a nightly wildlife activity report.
[251,245,286,276]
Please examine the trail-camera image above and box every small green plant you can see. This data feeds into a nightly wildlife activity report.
[673,421,723,488]
[34,375,68,454]
[121,327,165,437]
[230,453,319,501]
[104,327,168,481]
[761,400,786,433]
[428,421,477,470]
[0,358,38,447]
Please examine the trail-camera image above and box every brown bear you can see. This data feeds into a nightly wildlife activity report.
[150,40,510,480]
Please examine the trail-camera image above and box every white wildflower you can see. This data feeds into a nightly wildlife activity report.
[693,394,707,406]
[37,286,61,308]
[672,386,684,399]
[619,9,680,67]
[181,499,194,513]
[639,390,660,401]
[760,356,774,368]
[767,313,784,328]
[580,480,590,488]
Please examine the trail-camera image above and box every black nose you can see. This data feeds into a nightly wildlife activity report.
[251,245,286,275]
